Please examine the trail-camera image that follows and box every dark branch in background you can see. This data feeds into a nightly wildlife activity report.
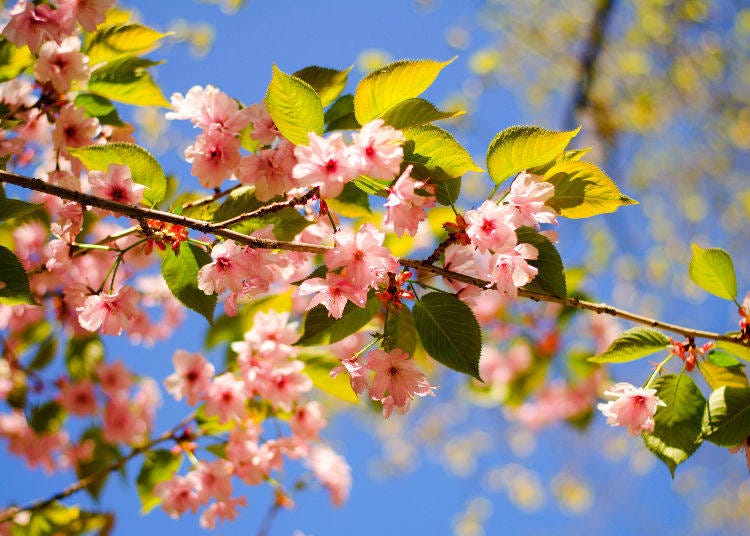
[565,0,616,132]
[2,169,746,347]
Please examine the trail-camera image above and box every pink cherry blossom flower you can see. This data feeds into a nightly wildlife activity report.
[102,397,149,445]
[199,497,247,530]
[307,444,351,507]
[298,273,368,319]
[34,36,89,94]
[597,382,666,436]
[96,360,132,398]
[58,378,97,416]
[464,200,518,254]
[154,475,201,519]
[184,127,241,189]
[52,104,99,152]
[290,401,327,441]
[190,459,234,502]
[192,86,251,134]
[227,432,279,485]
[489,243,539,297]
[204,373,247,423]
[385,165,436,237]
[292,132,360,198]
[2,0,75,53]
[350,119,405,179]
[506,171,558,229]
[324,223,399,289]
[164,350,215,406]
[236,139,298,201]
[479,343,532,388]
[366,348,436,409]
[60,0,114,32]
[89,164,144,214]
[245,102,278,145]
[330,355,369,395]
[77,286,140,336]
[234,310,299,361]
[257,360,312,412]
[197,240,253,295]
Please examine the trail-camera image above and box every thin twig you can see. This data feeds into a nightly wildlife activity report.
[0,412,195,525]
[180,184,242,210]
[2,169,745,345]
[210,187,319,229]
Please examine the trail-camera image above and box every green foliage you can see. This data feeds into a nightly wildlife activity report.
[0,38,32,83]
[0,245,37,306]
[544,161,638,218]
[86,23,170,65]
[516,227,567,298]
[688,244,737,301]
[136,449,181,514]
[643,374,706,476]
[327,182,371,218]
[88,56,170,108]
[697,360,748,390]
[435,177,461,206]
[74,93,125,126]
[293,65,351,107]
[707,349,741,368]
[403,124,482,181]
[412,292,482,380]
[384,305,418,355]
[324,94,359,131]
[716,338,750,362]
[353,175,391,196]
[702,386,750,447]
[485,125,580,185]
[69,142,167,206]
[297,294,380,346]
[162,243,217,324]
[265,65,324,145]
[75,428,122,500]
[28,336,57,371]
[380,98,464,129]
[0,197,42,222]
[353,58,455,124]
[29,401,66,434]
[11,503,112,536]
[588,327,670,363]
[65,335,105,381]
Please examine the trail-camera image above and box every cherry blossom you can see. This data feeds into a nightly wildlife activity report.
[34,36,89,94]
[184,127,242,189]
[325,223,399,289]
[236,139,298,201]
[298,273,368,319]
[61,0,114,32]
[154,475,201,519]
[366,348,436,410]
[292,132,360,198]
[88,164,144,214]
[350,119,405,179]
[244,102,279,145]
[197,240,253,295]
[307,444,351,507]
[597,382,665,436]
[76,286,140,336]
[2,0,75,53]
[203,373,247,423]
[385,165,436,237]
[164,350,215,406]
[199,497,247,529]
[58,379,97,416]
[506,171,558,229]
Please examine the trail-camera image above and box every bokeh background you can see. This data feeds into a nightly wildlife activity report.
[2,0,750,534]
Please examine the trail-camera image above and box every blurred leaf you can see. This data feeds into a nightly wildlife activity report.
[28,336,57,371]
[0,37,33,83]
[65,335,105,381]
[136,449,181,514]
[0,245,38,306]
[88,56,170,108]
[86,23,170,65]
[327,182,371,218]
[299,352,359,403]
[0,198,42,222]
[75,428,121,500]
[29,401,66,434]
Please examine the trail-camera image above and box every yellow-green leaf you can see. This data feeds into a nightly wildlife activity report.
[486,125,580,185]
[86,24,170,65]
[403,124,482,181]
[300,352,359,404]
[0,245,37,306]
[354,58,455,124]
[380,98,464,129]
[697,360,748,390]
[265,64,324,146]
[544,160,638,218]
[688,244,737,301]
[88,56,170,108]
[0,38,33,83]
[293,65,351,107]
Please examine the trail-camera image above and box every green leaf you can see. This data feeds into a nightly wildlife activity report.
[0,38,33,83]
[384,305,417,355]
[486,126,580,185]
[136,449,181,514]
[0,198,42,222]
[353,58,455,124]
[265,64,324,145]
[412,292,482,380]
[324,94,359,132]
[297,294,381,346]
[69,142,166,206]
[516,227,566,298]
[0,245,37,306]
[707,349,742,368]
[86,23,170,65]
[162,243,216,324]
[74,92,125,126]
[88,56,170,108]
[544,161,638,218]
[697,360,748,390]
[688,244,737,301]
[380,98,464,129]
[65,335,104,380]
[403,124,483,181]
[299,352,359,404]
[702,386,750,447]
[435,177,461,206]
[327,182,371,218]
[75,428,121,500]
[353,175,391,196]
[28,336,57,371]
[29,401,66,434]
[588,327,670,363]
[643,374,706,476]
[293,65,351,107]
[716,338,750,362]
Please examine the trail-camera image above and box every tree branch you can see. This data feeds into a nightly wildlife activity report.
[210,186,319,229]
[2,169,745,345]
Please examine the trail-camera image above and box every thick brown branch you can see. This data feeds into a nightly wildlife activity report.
[2,169,745,345]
